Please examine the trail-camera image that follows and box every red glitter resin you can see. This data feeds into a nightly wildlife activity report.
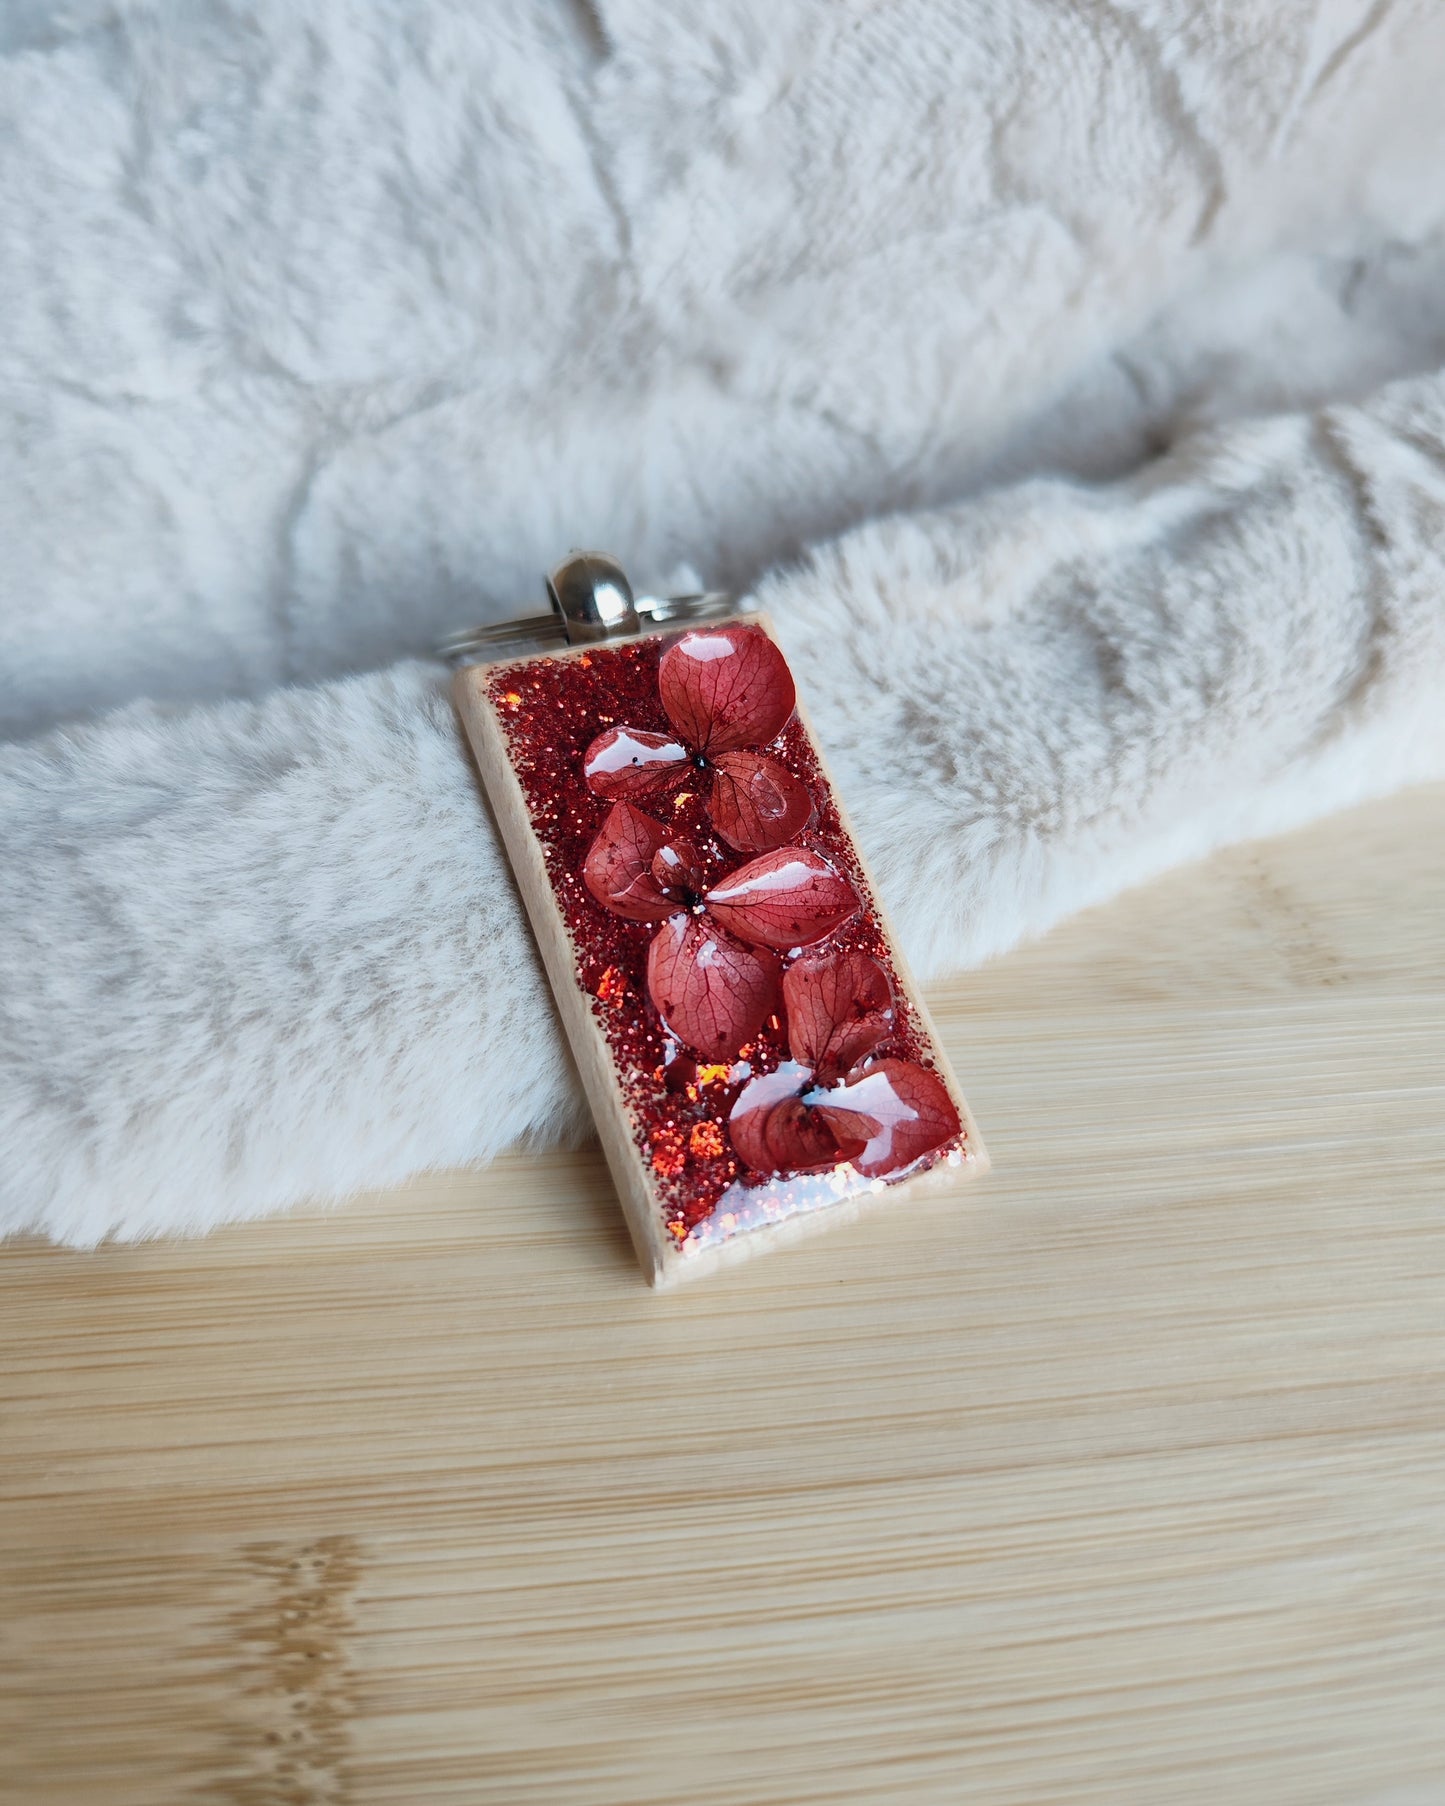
[483,626,967,1254]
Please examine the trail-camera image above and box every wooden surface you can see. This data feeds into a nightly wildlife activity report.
[4,785,1445,1805]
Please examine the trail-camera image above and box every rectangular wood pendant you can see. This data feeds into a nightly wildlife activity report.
[453,615,987,1286]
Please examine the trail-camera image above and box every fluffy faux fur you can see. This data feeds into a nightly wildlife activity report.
[4,0,1445,1242]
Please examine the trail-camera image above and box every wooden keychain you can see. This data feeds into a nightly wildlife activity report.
[443,553,987,1286]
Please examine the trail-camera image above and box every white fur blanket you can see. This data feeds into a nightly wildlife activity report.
[4,1,1445,1244]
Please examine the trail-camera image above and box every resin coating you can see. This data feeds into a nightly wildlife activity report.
[482,624,971,1259]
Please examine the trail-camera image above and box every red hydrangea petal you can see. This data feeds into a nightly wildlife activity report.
[807,1101,883,1151]
[661,1045,698,1094]
[583,725,690,799]
[816,1059,961,1177]
[783,950,895,1076]
[646,914,780,1060]
[703,849,859,952]
[707,750,813,852]
[658,625,796,757]
[582,802,676,921]
[729,1065,867,1174]
[728,1065,806,1170]
[760,1098,863,1173]
[650,837,705,899]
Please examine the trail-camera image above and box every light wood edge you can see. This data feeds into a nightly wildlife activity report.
[454,668,671,1287]
[452,619,988,1290]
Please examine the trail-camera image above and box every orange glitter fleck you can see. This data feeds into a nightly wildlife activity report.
[650,1126,687,1178]
[666,1219,687,1242]
[503,691,522,708]
[595,965,627,1003]
[689,1121,724,1159]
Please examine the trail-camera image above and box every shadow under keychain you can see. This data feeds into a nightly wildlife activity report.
[441,553,987,1286]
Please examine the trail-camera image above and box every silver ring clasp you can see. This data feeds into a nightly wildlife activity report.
[437,552,742,666]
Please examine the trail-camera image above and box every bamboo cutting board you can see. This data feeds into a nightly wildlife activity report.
[4,786,1445,1806]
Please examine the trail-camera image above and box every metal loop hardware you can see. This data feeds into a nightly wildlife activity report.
[437,552,741,666]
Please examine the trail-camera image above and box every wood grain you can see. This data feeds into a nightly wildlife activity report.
[4,785,1445,1805]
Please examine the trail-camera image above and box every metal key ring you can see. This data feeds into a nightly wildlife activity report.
[437,552,743,665]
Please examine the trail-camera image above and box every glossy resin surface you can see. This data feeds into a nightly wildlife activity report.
[474,622,979,1270]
